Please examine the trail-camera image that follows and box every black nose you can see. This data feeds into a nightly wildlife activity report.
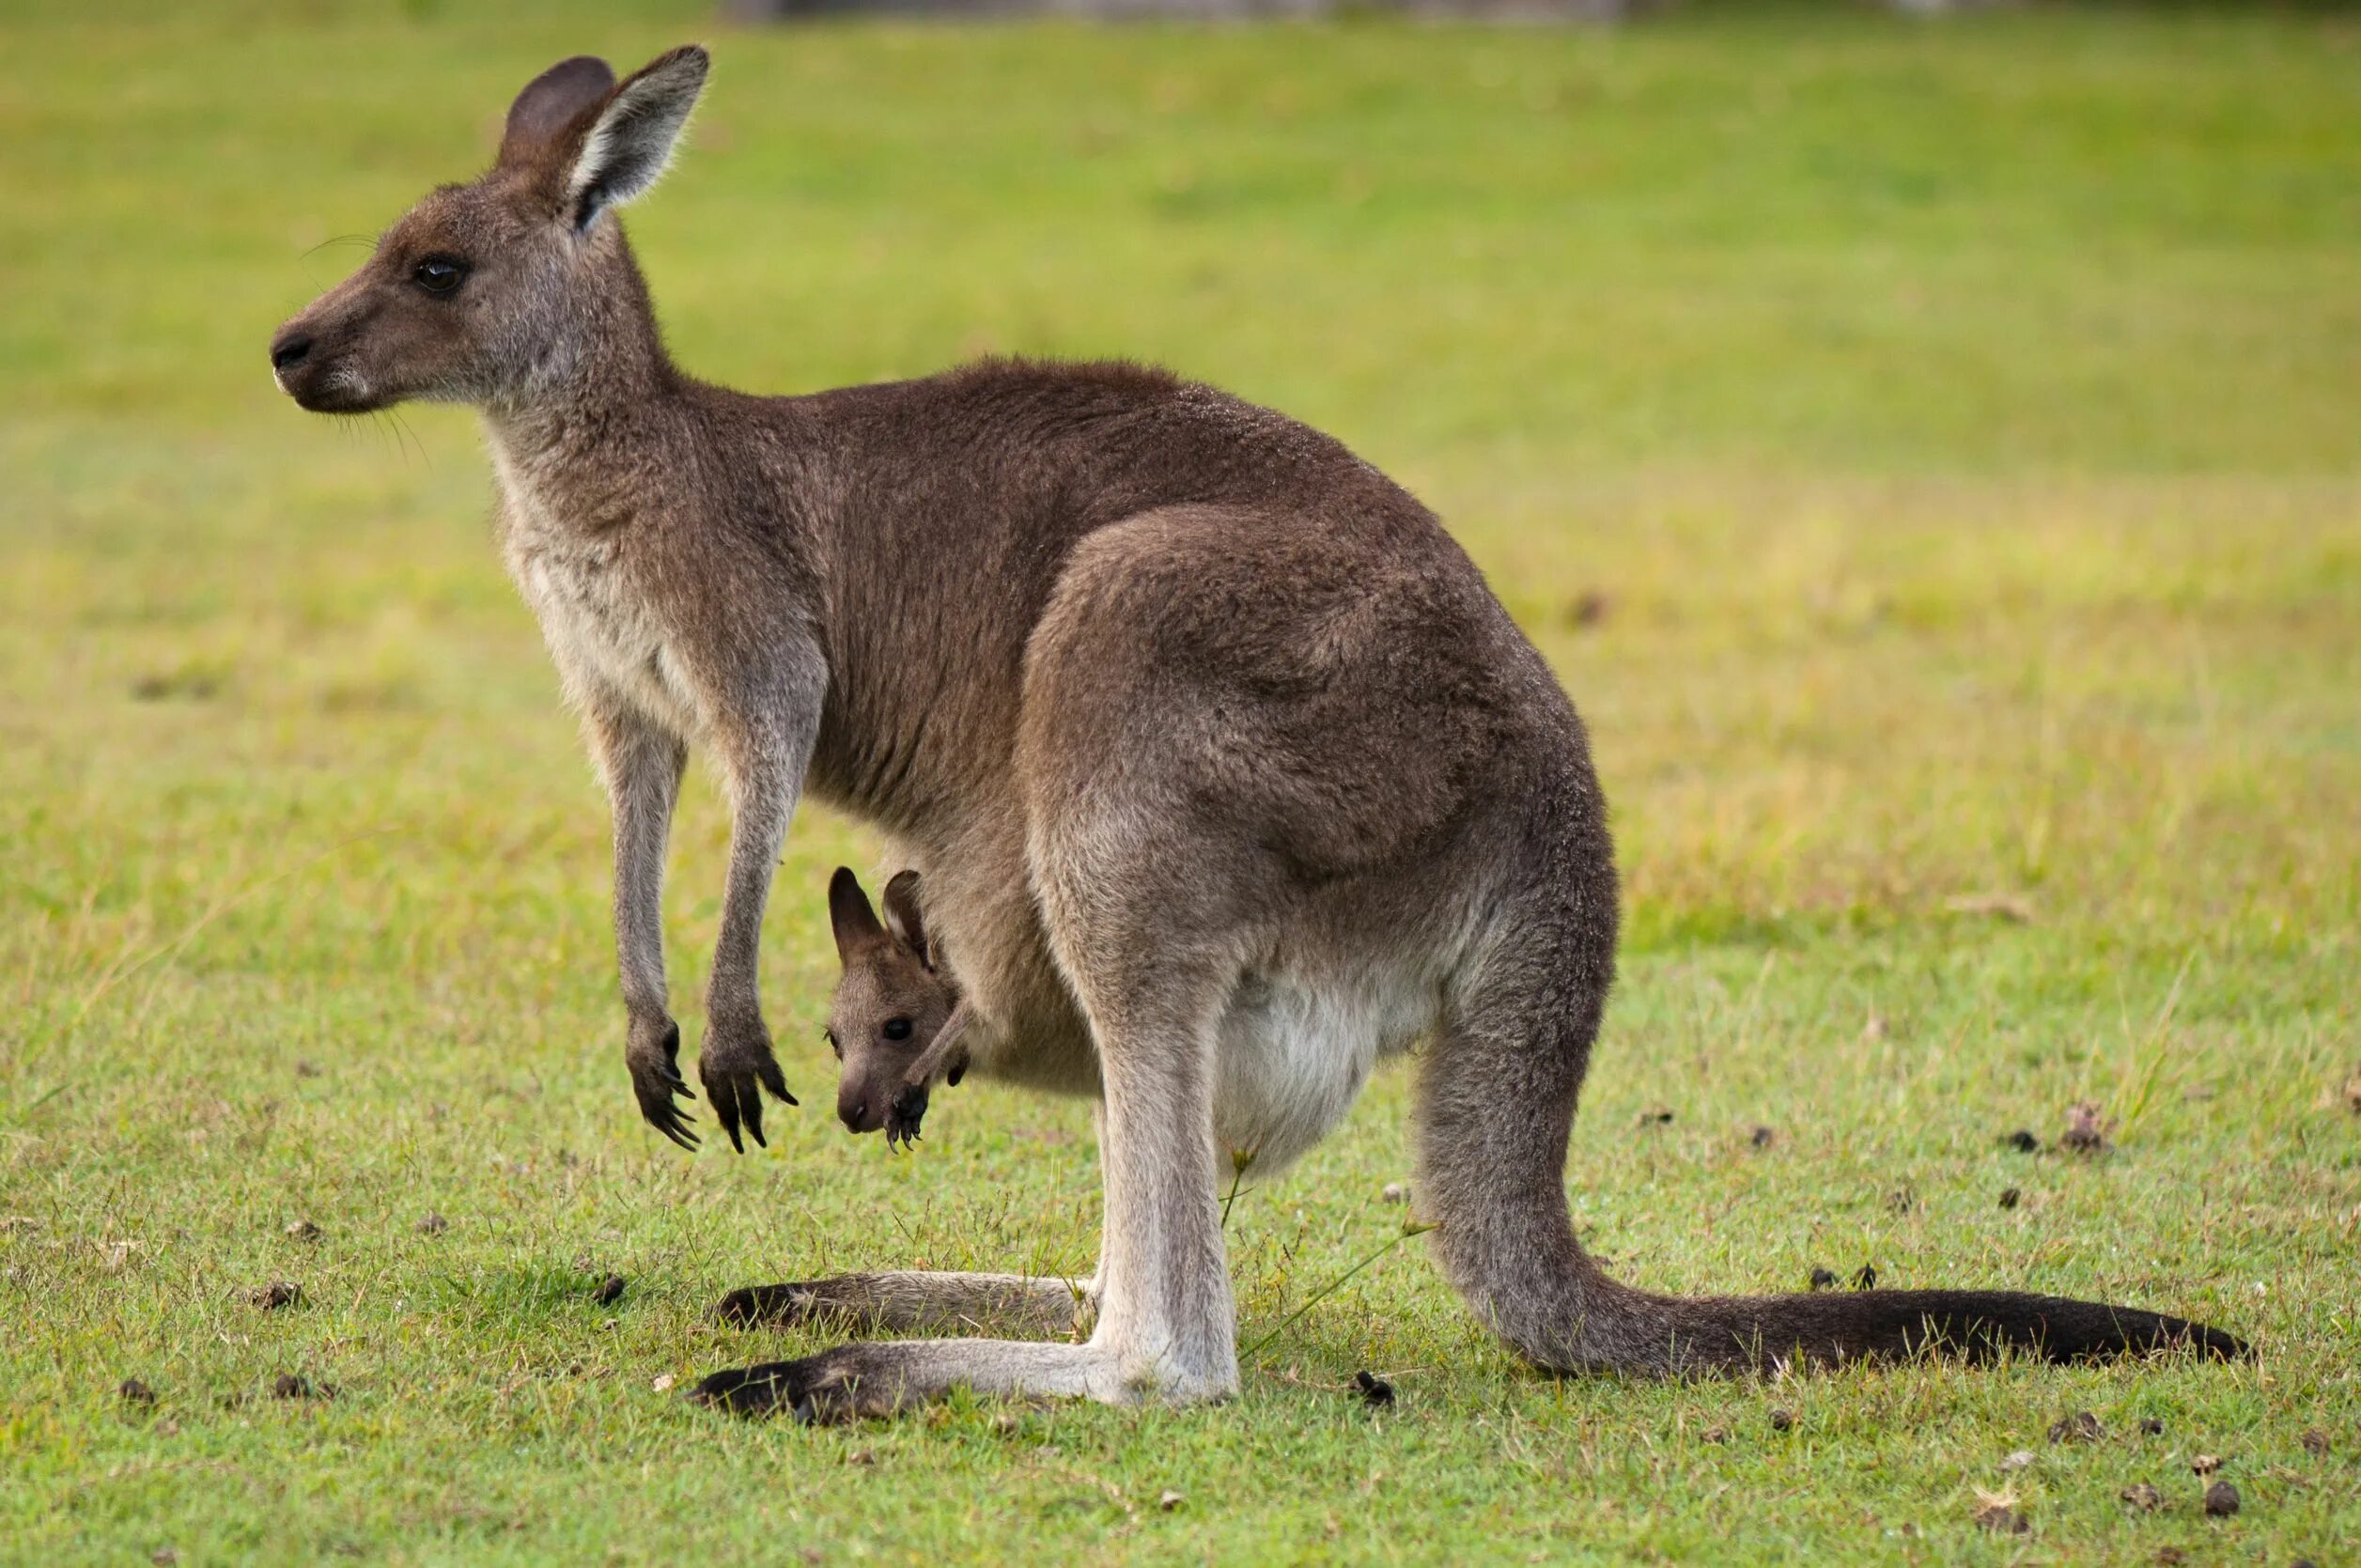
[270,332,312,372]
[838,1098,868,1134]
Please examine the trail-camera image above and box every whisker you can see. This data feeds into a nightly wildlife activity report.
[390,409,432,471]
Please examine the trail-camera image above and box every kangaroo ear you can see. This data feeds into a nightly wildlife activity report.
[561,44,708,233]
[500,55,615,171]
[829,867,886,967]
[880,871,930,968]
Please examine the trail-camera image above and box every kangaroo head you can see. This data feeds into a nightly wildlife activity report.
[825,868,961,1136]
[269,47,707,415]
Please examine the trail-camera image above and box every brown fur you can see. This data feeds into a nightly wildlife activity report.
[272,45,2245,1422]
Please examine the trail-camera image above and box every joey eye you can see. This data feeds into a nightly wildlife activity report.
[412,256,468,296]
[882,1017,912,1043]
[823,1029,841,1061]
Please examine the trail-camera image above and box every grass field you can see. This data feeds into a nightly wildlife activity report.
[3,1,2358,1561]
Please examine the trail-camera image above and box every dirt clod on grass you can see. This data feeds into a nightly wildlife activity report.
[1158,1489,1185,1512]
[284,1219,321,1242]
[1748,1126,1775,1148]
[1701,1427,1728,1444]
[272,1374,315,1401]
[1998,1187,2021,1209]
[1973,1502,2028,1535]
[1353,1370,1394,1407]
[248,1281,302,1310]
[2001,1129,2041,1154]
[2050,1410,2103,1444]
[2191,1452,2224,1475]
[1768,1408,1794,1433]
[1636,1107,1673,1126]
[2061,1101,2112,1156]
[2140,1417,2164,1436]
[2202,1481,2240,1516]
[118,1377,157,1406]
[2120,1483,2163,1512]
[414,1212,448,1235]
[592,1274,626,1307]
[2300,1428,2329,1456]
[1808,1267,1837,1291]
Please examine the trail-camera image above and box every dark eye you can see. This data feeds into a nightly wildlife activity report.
[412,256,468,296]
[823,1029,841,1061]
[882,1017,912,1043]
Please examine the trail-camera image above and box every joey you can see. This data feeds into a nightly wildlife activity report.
[825,869,969,1148]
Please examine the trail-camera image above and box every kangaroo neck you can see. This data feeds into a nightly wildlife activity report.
[479,235,691,505]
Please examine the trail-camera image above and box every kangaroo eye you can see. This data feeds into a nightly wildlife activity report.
[882,1017,912,1043]
[412,256,468,295]
[823,1029,841,1061]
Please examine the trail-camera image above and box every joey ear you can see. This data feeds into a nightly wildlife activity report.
[560,44,709,233]
[500,55,616,171]
[828,867,886,966]
[880,870,929,967]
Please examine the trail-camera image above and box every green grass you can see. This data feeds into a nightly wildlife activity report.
[3,2,2358,1561]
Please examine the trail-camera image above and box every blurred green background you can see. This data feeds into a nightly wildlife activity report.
[1,2,2355,1563]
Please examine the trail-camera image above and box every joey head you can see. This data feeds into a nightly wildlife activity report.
[825,869,969,1148]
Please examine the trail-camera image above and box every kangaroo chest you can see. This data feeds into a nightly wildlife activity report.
[494,467,704,740]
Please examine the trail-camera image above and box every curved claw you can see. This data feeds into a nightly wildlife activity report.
[650,1106,700,1152]
[758,1055,800,1109]
[629,1019,701,1151]
[711,1075,745,1154]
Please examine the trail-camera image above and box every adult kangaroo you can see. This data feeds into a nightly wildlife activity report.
[271,45,2243,1420]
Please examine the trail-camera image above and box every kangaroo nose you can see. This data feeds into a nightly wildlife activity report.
[837,1094,869,1134]
[270,332,313,373]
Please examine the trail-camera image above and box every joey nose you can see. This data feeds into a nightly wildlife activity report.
[837,1094,871,1135]
[270,331,313,373]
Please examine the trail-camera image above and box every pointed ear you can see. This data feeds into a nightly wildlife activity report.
[829,867,886,967]
[561,44,708,233]
[880,871,930,967]
[499,55,616,171]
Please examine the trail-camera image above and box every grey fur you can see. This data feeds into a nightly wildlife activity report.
[270,45,2245,1422]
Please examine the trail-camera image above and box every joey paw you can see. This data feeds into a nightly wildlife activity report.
[885,1083,929,1149]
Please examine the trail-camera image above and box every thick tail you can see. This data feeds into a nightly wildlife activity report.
[1419,869,2246,1374]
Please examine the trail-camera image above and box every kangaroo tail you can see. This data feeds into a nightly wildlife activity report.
[1420,859,2246,1373]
